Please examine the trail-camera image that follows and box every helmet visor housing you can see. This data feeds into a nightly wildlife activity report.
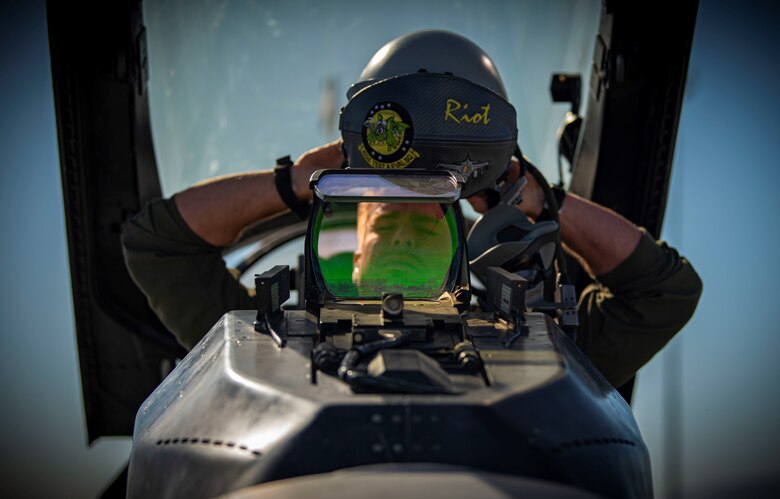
[339,73,517,198]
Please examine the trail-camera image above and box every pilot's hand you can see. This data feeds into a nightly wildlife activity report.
[291,139,344,201]
[466,158,544,218]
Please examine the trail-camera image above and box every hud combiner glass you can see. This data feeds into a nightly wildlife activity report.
[308,169,464,300]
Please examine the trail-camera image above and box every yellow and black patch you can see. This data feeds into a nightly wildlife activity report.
[359,102,420,169]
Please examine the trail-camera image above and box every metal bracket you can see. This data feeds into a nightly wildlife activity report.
[255,265,291,347]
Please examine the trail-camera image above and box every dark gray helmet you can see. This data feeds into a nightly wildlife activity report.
[339,30,517,198]
[347,30,508,100]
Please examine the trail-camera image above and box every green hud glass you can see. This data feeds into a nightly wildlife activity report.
[304,169,468,302]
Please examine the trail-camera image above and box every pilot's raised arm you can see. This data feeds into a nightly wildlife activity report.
[120,140,344,348]
[122,29,701,391]
[497,170,703,388]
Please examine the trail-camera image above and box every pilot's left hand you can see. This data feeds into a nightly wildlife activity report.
[466,158,544,218]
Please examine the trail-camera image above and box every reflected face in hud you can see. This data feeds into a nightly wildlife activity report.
[352,202,454,296]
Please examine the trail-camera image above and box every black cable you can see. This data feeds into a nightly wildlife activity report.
[557,154,565,190]
[335,332,457,394]
[513,144,528,180]
[514,144,570,285]
[337,332,410,381]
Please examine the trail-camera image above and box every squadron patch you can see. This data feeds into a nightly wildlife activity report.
[359,102,420,169]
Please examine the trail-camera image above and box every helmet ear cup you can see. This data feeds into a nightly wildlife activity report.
[466,204,560,286]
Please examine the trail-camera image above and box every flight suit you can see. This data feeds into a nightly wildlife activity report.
[121,196,702,388]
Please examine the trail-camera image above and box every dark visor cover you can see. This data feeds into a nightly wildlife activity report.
[339,73,517,198]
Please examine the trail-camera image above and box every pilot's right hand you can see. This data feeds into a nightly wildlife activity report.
[291,139,344,202]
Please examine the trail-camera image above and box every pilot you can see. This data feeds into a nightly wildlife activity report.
[121,30,702,389]
[352,202,453,297]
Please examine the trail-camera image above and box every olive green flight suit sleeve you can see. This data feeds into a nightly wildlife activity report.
[576,228,703,388]
[123,197,702,388]
[121,196,255,349]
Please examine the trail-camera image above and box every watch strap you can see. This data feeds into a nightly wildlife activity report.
[274,155,309,220]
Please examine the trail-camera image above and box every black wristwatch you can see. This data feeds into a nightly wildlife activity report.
[274,155,310,220]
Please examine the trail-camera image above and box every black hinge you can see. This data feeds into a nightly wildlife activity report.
[135,26,148,95]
